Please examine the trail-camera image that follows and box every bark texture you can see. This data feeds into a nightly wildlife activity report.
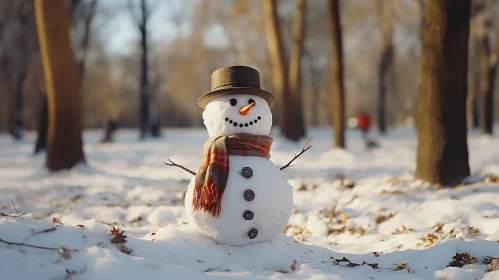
[138,0,151,139]
[263,0,294,140]
[288,0,306,139]
[77,0,97,83]
[327,0,345,148]
[479,31,495,135]
[34,95,48,154]
[415,0,471,185]
[35,0,85,170]
[263,0,307,141]
[377,0,393,135]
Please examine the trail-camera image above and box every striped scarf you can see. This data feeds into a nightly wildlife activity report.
[193,133,273,218]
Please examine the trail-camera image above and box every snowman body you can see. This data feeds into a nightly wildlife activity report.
[185,156,292,246]
[184,93,294,246]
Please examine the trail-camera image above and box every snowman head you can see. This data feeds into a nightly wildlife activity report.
[198,66,275,137]
[202,94,272,137]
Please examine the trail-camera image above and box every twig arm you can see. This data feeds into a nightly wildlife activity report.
[164,159,196,176]
[280,135,314,170]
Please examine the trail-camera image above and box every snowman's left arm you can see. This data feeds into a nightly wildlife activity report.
[280,135,314,171]
[164,159,196,176]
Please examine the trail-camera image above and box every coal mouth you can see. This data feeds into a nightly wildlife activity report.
[225,116,262,128]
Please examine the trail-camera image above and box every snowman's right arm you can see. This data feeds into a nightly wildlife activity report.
[164,159,196,176]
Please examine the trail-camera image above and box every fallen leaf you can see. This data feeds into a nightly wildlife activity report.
[376,213,395,224]
[433,223,444,233]
[392,225,414,235]
[447,252,478,268]
[52,217,62,225]
[110,226,128,244]
[484,257,499,272]
[58,246,71,260]
[290,260,297,272]
[418,233,439,247]
[380,190,406,196]
[393,260,415,273]
[484,176,499,183]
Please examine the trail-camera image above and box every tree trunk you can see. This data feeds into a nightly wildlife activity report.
[263,0,294,140]
[415,0,470,185]
[288,0,306,140]
[78,0,97,83]
[100,119,118,143]
[34,95,48,154]
[13,68,25,140]
[12,6,28,140]
[468,36,481,128]
[479,31,494,135]
[377,0,393,135]
[327,0,345,148]
[35,0,85,171]
[306,53,320,126]
[139,0,150,139]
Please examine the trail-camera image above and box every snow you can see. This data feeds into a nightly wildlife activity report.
[1,127,499,279]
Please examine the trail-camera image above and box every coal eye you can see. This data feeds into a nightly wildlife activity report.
[230,98,237,106]
[248,99,255,106]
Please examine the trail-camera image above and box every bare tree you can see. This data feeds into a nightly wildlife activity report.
[34,94,48,154]
[0,2,30,140]
[468,35,481,129]
[327,0,345,148]
[128,0,159,139]
[469,0,496,134]
[416,0,471,185]
[263,0,293,140]
[478,16,495,135]
[72,0,98,83]
[288,0,307,139]
[376,0,394,135]
[263,0,306,141]
[35,0,85,170]
[12,2,29,140]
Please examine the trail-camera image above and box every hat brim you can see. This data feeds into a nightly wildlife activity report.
[197,88,275,109]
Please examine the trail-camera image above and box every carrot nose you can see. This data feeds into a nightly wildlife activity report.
[239,102,255,115]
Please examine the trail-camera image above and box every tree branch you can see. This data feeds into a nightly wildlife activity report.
[280,135,314,170]
[145,0,161,19]
[127,0,142,27]
[164,159,196,176]
[0,238,61,251]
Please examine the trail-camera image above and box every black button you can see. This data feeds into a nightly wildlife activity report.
[243,210,254,220]
[241,167,253,178]
[248,228,258,239]
[244,189,254,201]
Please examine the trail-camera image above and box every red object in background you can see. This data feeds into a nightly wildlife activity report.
[357,113,371,130]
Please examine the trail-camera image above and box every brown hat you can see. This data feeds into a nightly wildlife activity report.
[197,65,275,109]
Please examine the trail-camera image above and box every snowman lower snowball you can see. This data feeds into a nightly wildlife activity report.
[171,65,303,247]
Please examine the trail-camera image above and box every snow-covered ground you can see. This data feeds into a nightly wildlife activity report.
[1,128,498,279]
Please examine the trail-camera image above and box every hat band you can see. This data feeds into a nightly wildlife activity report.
[212,82,259,91]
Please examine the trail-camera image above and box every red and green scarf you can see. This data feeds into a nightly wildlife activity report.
[193,133,273,218]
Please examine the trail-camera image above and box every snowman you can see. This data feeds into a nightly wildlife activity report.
[165,65,312,247]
